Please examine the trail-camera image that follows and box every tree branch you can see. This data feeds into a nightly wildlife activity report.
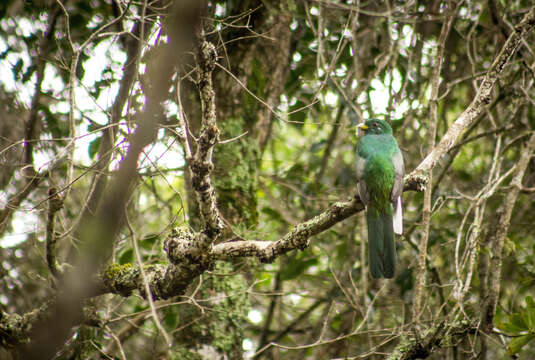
[413,5,535,177]
[23,6,60,169]
[0,9,60,236]
[45,187,64,279]
[20,6,174,356]
[211,197,363,262]
[387,320,478,360]
[189,40,224,244]
[74,5,155,231]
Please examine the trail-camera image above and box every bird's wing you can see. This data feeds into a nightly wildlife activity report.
[356,153,369,205]
[390,147,404,203]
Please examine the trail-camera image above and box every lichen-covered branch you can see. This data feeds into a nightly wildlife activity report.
[187,4,535,321]
[188,40,224,245]
[0,301,54,348]
[4,5,535,358]
[211,197,364,262]
[0,298,102,349]
[92,227,212,301]
[0,260,197,348]
[387,320,477,360]
[46,176,425,303]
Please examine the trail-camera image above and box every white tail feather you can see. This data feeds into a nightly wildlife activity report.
[393,197,403,235]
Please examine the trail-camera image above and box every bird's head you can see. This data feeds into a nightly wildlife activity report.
[356,119,393,136]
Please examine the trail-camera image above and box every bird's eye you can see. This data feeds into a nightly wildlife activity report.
[373,123,379,128]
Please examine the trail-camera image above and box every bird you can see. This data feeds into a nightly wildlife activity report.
[356,119,404,279]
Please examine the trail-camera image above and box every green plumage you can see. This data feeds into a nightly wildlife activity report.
[366,211,396,278]
[356,119,404,279]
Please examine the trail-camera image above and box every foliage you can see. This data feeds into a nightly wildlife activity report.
[498,296,535,356]
[0,0,535,359]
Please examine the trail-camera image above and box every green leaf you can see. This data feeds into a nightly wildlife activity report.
[511,313,529,332]
[140,233,159,250]
[525,296,535,330]
[257,272,273,289]
[13,59,23,80]
[261,207,284,222]
[280,257,318,281]
[507,334,535,355]
[499,313,529,334]
[88,137,101,159]
[163,307,179,329]
[42,106,67,140]
[286,163,305,180]
[499,322,520,334]
[119,249,133,264]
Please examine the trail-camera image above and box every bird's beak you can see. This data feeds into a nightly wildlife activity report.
[356,123,369,136]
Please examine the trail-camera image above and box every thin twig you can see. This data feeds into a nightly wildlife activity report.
[125,200,172,348]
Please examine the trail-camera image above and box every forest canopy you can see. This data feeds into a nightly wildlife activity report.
[1,0,535,359]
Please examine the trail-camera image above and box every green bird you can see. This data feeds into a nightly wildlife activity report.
[356,119,404,279]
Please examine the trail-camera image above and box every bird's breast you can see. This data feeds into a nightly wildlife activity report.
[363,155,395,210]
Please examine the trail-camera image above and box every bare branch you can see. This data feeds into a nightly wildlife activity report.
[0,170,45,234]
[21,5,173,356]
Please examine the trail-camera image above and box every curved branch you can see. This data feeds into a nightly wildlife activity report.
[211,197,364,262]
[210,173,427,263]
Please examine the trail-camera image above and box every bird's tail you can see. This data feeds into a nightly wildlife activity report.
[366,205,396,278]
